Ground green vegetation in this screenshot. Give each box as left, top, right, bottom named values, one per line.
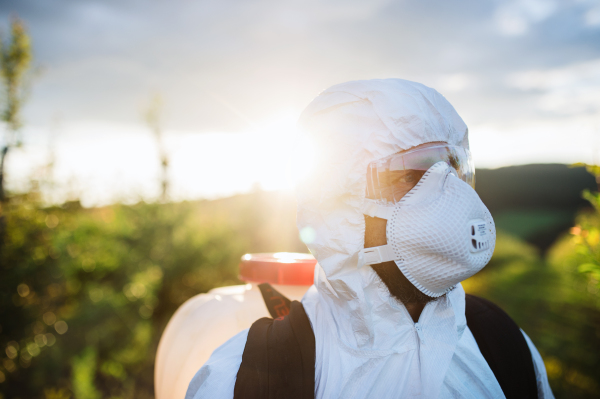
left=463, top=164, right=600, bottom=398
left=492, top=209, right=574, bottom=241
left=476, top=163, right=597, bottom=252
left=464, top=232, right=600, bottom=397
left=0, top=191, right=245, bottom=398
left=558, top=164, right=600, bottom=292
left=0, top=179, right=599, bottom=398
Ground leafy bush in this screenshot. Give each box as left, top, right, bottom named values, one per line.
left=559, top=164, right=600, bottom=295
left=0, top=193, right=244, bottom=398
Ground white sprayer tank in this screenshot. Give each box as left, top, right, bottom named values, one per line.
left=154, top=252, right=316, bottom=399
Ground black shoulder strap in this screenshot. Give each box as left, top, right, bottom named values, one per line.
left=465, top=294, right=538, bottom=399
left=234, top=284, right=315, bottom=399
left=258, top=283, right=292, bottom=318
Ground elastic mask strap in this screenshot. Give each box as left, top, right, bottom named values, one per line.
left=361, top=199, right=394, bottom=220
left=359, top=245, right=396, bottom=266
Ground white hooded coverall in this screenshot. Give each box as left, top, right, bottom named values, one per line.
left=186, top=79, right=554, bottom=399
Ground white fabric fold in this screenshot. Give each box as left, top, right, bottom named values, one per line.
left=302, top=281, right=470, bottom=398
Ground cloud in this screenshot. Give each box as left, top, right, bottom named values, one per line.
left=436, top=73, right=475, bottom=93
left=507, top=58, right=600, bottom=116
left=585, top=6, right=600, bottom=26
left=494, top=0, right=558, bottom=36
left=0, top=0, right=598, bottom=132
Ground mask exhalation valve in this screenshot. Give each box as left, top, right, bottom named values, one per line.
left=469, top=219, right=491, bottom=253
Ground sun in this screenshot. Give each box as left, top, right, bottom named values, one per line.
left=250, top=110, right=316, bottom=191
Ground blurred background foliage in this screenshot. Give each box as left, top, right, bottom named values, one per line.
left=0, top=167, right=599, bottom=398
left=0, top=190, right=245, bottom=398
left=0, top=13, right=599, bottom=399
left=0, top=184, right=312, bottom=398
left=464, top=163, right=600, bottom=398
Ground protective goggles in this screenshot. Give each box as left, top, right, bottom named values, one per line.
left=366, top=143, right=475, bottom=205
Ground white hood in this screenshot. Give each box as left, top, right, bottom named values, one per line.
left=296, top=79, right=471, bottom=398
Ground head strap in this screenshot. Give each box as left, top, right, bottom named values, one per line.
left=361, top=199, right=394, bottom=220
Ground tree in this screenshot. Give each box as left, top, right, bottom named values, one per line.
left=0, top=17, right=33, bottom=202
left=144, top=95, right=169, bottom=202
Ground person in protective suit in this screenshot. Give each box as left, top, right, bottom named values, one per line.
left=186, top=79, right=554, bottom=399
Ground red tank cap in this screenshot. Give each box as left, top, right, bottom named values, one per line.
left=239, top=252, right=316, bottom=286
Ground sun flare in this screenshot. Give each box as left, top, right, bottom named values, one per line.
left=247, top=110, right=316, bottom=192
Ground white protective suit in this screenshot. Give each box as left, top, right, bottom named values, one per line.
left=186, top=79, right=554, bottom=399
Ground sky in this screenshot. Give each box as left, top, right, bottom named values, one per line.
left=0, top=0, right=599, bottom=205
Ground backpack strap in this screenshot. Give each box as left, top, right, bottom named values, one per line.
left=465, top=294, right=538, bottom=399
left=234, top=285, right=315, bottom=399
left=258, top=283, right=292, bottom=318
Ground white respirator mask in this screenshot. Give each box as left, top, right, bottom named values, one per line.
left=359, top=155, right=496, bottom=297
